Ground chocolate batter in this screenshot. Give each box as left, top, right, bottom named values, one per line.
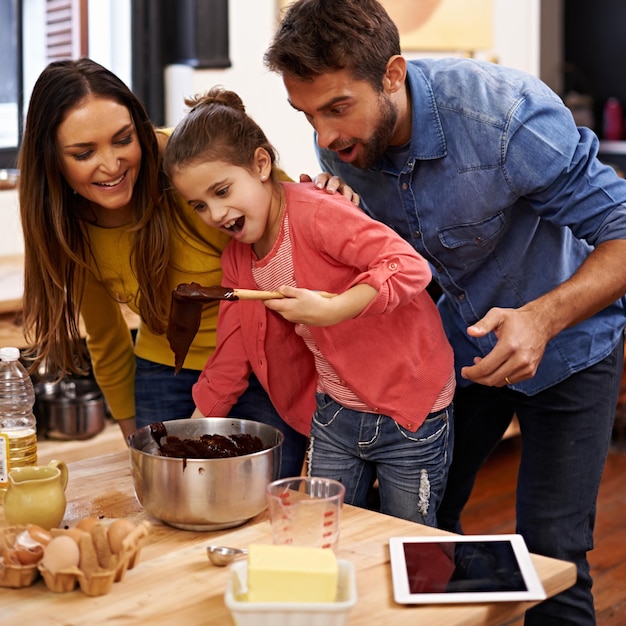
left=167, top=282, right=240, bottom=373
left=149, top=421, right=266, bottom=459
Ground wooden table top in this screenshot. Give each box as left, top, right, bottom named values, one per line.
left=0, top=451, right=576, bottom=625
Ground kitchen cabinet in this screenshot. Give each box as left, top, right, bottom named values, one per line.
left=564, top=0, right=626, bottom=138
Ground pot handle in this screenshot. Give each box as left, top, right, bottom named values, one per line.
left=47, top=459, right=69, bottom=491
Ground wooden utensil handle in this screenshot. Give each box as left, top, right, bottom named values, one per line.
left=233, top=288, right=336, bottom=300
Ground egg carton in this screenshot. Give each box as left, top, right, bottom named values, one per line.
left=0, top=526, right=42, bottom=588
left=38, top=520, right=152, bottom=596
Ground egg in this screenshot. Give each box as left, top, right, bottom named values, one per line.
left=14, top=528, right=48, bottom=565
left=107, top=519, right=136, bottom=554
left=15, top=544, right=44, bottom=566
left=41, top=535, right=80, bottom=574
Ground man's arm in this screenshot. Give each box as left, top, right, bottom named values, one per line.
left=462, top=239, right=626, bottom=386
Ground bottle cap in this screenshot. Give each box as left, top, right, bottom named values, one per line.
left=0, top=347, right=20, bottom=361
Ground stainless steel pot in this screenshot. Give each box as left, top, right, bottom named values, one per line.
left=128, top=418, right=283, bottom=531
left=35, top=378, right=107, bottom=440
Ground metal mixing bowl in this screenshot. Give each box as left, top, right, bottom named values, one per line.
left=128, top=418, right=283, bottom=531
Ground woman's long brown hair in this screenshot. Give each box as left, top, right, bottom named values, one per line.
left=18, top=58, right=214, bottom=378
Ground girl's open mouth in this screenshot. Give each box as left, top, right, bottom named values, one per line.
left=225, top=216, right=245, bottom=233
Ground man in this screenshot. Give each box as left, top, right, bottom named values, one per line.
left=264, top=1, right=626, bottom=624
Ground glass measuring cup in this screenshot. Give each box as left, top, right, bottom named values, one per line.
left=266, top=476, right=345, bottom=551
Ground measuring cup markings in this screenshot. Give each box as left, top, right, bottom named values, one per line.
left=266, top=476, right=345, bottom=550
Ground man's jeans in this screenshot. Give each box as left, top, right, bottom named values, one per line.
left=438, top=339, right=623, bottom=626
left=309, top=392, right=454, bottom=527
left=134, top=357, right=308, bottom=478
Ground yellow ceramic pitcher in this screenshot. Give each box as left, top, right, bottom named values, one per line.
left=3, top=459, right=69, bottom=529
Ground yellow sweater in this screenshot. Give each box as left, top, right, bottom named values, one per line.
left=80, top=204, right=230, bottom=421
left=78, top=122, right=292, bottom=422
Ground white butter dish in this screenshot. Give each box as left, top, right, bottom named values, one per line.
left=224, top=559, right=357, bottom=626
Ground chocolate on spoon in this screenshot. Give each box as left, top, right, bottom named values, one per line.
left=166, top=283, right=286, bottom=374
left=167, top=282, right=336, bottom=373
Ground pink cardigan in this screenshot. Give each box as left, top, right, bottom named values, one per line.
left=193, top=183, right=454, bottom=435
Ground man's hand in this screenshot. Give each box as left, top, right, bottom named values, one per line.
left=300, top=172, right=360, bottom=206
left=462, top=240, right=626, bottom=386
left=460, top=306, right=551, bottom=386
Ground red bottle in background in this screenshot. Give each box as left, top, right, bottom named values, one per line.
left=603, top=97, right=624, bottom=141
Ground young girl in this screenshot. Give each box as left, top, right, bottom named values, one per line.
left=163, top=87, right=456, bottom=526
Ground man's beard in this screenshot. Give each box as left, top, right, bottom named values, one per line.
left=352, top=94, right=398, bottom=169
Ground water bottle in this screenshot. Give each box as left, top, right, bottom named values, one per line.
left=0, top=347, right=38, bottom=493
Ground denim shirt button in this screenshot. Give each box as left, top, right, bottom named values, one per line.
left=458, top=294, right=466, bottom=301
left=414, top=231, right=421, bottom=238
left=402, top=182, right=409, bottom=190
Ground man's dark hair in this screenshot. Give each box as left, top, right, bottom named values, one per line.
left=264, top=0, right=401, bottom=91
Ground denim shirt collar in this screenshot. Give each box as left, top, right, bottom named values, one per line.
left=372, top=62, right=447, bottom=175
left=406, top=63, right=447, bottom=162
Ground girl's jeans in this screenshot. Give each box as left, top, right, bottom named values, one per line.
left=133, top=357, right=308, bottom=478
left=309, top=392, right=454, bottom=527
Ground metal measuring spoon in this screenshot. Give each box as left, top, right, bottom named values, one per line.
left=206, top=545, right=248, bottom=566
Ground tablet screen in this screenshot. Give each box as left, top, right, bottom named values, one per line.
left=389, top=534, right=546, bottom=604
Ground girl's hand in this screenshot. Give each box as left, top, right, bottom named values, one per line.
left=264, top=284, right=376, bottom=326
left=118, top=417, right=138, bottom=442
left=300, top=172, right=360, bottom=206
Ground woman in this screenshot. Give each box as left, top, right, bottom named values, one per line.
left=18, top=58, right=343, bottom=475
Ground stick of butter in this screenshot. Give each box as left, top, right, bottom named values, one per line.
left=247, top=544, right=339, bottom=603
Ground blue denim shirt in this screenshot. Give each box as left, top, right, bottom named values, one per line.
left=317, top=57, right=626, bottom=394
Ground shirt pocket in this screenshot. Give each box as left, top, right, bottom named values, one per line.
left=437, top=212, right=507, bottom=271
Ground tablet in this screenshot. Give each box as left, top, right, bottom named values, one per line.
left=389, top=534, right=546, bottom=604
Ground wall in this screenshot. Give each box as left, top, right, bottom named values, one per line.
left=0, top=190, right=23, bottom=257
left=0, top=188, right=23, bottom=310
left=0, top=0, right=559, bottom=262
left=12, top=0, right=561, bottom=181
left=165, top=0, right=561, bottom=179
left=88, top=0, right=132, bottom=88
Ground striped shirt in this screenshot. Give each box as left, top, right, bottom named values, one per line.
left=252, top=211, right=454, bottom=415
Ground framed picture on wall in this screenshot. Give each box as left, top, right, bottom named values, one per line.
left=277, top=0, right=493, bottom=53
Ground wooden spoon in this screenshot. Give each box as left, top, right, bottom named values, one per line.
left=171, top=283, right=335, bottom=302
